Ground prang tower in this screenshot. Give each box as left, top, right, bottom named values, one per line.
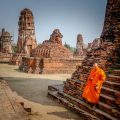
left=17, top=8, right=37, bottom=55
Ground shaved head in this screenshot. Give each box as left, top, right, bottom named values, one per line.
left=93, top=63, right=98, bottom=68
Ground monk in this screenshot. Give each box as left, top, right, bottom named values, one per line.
left=82, top=63, right=106, bottom=108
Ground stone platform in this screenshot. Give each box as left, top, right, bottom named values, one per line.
left=19, top=57, right=82, bottom=74
left=0, top=79, right=30, bottom=120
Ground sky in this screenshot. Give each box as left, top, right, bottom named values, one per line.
left=0, top=0, right=107, bottom=47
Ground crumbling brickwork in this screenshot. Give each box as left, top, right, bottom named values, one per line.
left=0, top=28, right=13, bottom=62
left=48, top=0, right=120, bottom=119
left=10, top=8, right=37, bottom=65
left=20, top=29, right=83, bottom=74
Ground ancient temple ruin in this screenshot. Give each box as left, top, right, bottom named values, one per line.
left=0, top=28, right=12, bottom=53
left=17, top=8, right=37, bottom=54
left=74, top=34, right=86, bottom=58
left=19, top=29, right=83, bottom=74
left=48, top=0, right=120, bottom=119
left=10, top=8, right=37, bottom=65
left=31, top=29, right=72, bottom=59
left=0, top=28, right=13, bottom=62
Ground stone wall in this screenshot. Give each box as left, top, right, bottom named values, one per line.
left=31, top=43, right=73, bottom=59
left=0, top=53, right=12, bottom=63
left=31, top=29, right=73, bottom=59
left=19, top=57, right=82, bottom=74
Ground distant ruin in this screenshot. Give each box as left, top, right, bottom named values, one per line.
left=31, top=29, right=72, bottom=59
left=74, top=34, right=86, bottom=58
left=0, top=28, right=13, bottom=62
left=10, top=8, right=37, bottom=65
left=19, top=29, right=83, bottom=74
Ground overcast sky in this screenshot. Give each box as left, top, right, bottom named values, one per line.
left=0, top=0, right=107, bottom=47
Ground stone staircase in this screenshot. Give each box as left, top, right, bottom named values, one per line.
left=48, top=65, right=120, bottom=120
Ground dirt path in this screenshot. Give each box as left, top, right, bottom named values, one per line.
left=0, top=64, right=82, bottom=120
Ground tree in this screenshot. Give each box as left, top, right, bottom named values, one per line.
left=64, top=42, right=75, bottom=53
left=12, top=43, right=17, bottom=53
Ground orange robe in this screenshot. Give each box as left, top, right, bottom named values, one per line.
left=82, top=67, right=106, bottom=103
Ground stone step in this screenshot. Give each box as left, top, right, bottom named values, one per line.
left=64, top=79, right=119, bottom=105
left=67, top=77, right=119, bottom=91
left=57, top=91, right=118, bottom=120
left=67, top=78, right=86, bottom=84
left=98, top=102, right=120, bottom=118
left=48, top=90, right=100, bottom=120
left=48, top=84, right=63, bottom=91
left=64, top=83, right=116, bottom=107
left=103, top=80, right=120, bottom=91
left=100, top=94, right=115, bottom=107
left=64, top=81, right=83, bottom=93
left=65, top=79, right=120, bottom=96
left=64, top=82, right=117, bottom=107
left=114, top=64, right=120, bottom=69
left=101, top=86, right=120, bottom=98
left=112, top=70, right=120, bottom=76
left=107, top=75, right=120, bottom=83
left=48, top=85, right=58, bottom=91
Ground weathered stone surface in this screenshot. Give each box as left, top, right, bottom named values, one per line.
left=31, top=29, right=72, bottom=59
left=10, top=8, right=37, bottom=65
left=0, top=28, right=13, bottom=53
left=20, top=29, right=84, bottom=74
left=74, top=34, right=86, bottom=58
left=31, top=43, right=73, bottom=59
left=49, top=29, right=63, bottom=45
left=17, top=8, right=37, bottom=54
left=20, top=57, right=82, bottom=74
left=0, top=28, right=13, bottom=63
left=0, top=80, right=29, bottom=120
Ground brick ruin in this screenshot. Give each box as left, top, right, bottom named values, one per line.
left=48, top=0, right=120, bottom=119
left=19, top=29, right=83, bottom=74
left=0, top=28, right=13, bottom=63
left=87, top=38, right=101, bottom=52
left=31, top=29, right=72, bottom=59
left=74, top=34, right=86, bottom=59
left=10, top=8, right=37, bottom=65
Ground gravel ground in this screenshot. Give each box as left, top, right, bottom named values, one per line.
left=0, top=64, right=82, bottom=120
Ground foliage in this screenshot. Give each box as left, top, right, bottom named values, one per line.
left=12, top=43, right=17, bottom=53
left=64, top=43, right=75, bottom=53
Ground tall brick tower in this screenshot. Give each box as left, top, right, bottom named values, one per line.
left=101, top=0, right=120, bottom=63
left=17, top=8, right=37, bottom=55
left=10, top=8, right=37, bottom=65
left=74, top=34, right=85, bottom=56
